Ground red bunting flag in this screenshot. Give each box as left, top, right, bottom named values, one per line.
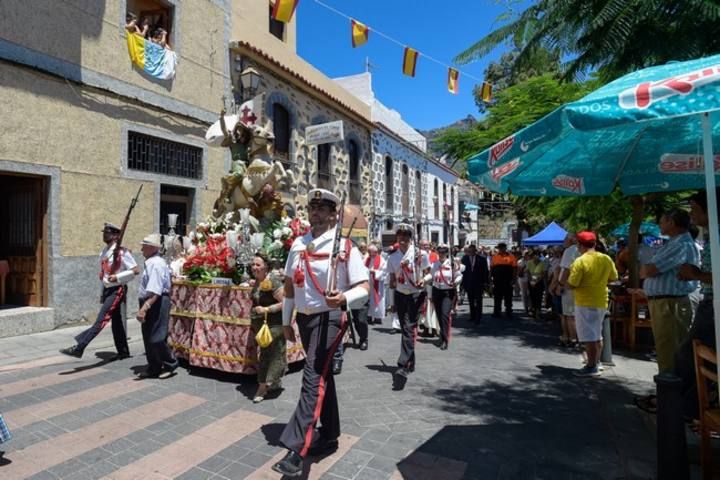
left=448, top=68, right=459, bottom=94
left=402, top=47, right=418, bottom=77
left=481, top=81, right=492, bottom=103
left=351, top=19, right=369, bottom=48
left=271, top=0, right=299, bottom=23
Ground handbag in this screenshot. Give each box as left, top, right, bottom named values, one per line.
left=255, top=311, right=273, bottom=348
left=0, top=413, right=12, bottom=444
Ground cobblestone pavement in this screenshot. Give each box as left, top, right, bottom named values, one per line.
left=0, top=299, right=664, bottom=479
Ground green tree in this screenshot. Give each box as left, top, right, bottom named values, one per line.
left=437, top=74, right=597, bottom=164
left=455, top=0, right=720, bottom=82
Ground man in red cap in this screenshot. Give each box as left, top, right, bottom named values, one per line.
left=567, top=231, right=618, bottom=377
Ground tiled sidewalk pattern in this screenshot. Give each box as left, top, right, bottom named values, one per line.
left=0, top=299, right=659, bottom=479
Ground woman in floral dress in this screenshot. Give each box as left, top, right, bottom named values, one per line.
left=250, top=252, right=287, bottom=403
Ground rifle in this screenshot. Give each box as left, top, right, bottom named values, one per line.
left=414, top=221, right=423, bottom=285
left=325, top=192, right=347, bottom=295
left=341, top=217, right=359, bottom=345
left=111, top=185, right=143, bottom=273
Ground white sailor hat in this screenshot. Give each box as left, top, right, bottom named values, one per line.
left=140, top=233, right=162, bottom=248
left=102, top=222, right=121, bottom=233
left=437, top=244, right=450, bottom=253
left=395, top=223, right=414, bottom=236
left=308, top=188, right=340, bottom=207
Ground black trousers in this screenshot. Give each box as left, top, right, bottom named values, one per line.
left=140, top=295, right=177, bottom=376
left=351, top=302, right=369, bottom=343
left=466, top=285, right=483, bottom=322
left=75, top=286, right=129, bottom=355
left=529, top=279, right=545, bottom=313
left=280, top=311, right=346, bottom=457
left=494, top=280, right=514, bottom=316
left=395, top=290, right=425, bottom=370
left=674, top=299, right=717, bottom=419
left=432, top=287, right=456, bottom=344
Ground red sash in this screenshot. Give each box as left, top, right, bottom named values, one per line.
left=436, top=263, right=453, bottom=287
left=366, top=255, right=381, bottom=306
left=295, top=250, right=330, bottom=294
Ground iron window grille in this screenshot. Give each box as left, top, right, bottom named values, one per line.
left=127, top=131, right=202, bottom=179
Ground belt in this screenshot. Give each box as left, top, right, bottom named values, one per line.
left=296, top=307, right=330, bottom=316
left=646, top=294, right=687, bottom=300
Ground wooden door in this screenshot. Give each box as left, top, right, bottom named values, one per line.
left=0, top=174, right=47, bottom=306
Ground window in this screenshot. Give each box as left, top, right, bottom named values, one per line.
left=126, top=0, right=174, bottom=46
left=127, top=131, right=202, bottom=179
left=272, top=103, right=290, bottom=168
left=317, top=143, right=331, bottom=189
left=415, top=171, right=422, bottom=217
left=269, top=5, right=285, bottom=40
left=433, top=179, right=439, bottom=219
left=401, top=165, right=409, bottom=216
left=385, top=156, right=393, bottom=212
left=348, top=140, right=361, bottom=204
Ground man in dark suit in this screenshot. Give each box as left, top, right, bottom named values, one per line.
left=461, top=244, right=489, bottom=323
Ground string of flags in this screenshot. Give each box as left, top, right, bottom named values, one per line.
left=270, top=0, right=495, bottom=101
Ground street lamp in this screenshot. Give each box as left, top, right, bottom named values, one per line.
left=240, top=66, right=262, bottom=100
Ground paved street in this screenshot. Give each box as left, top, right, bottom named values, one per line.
left=0, top=299, right=663, bottom=479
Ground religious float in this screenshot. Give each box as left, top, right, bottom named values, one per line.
left=165, top=99, right=307, bottom=374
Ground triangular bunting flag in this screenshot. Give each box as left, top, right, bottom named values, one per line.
left=481, top=81, right=492, bottom=103
left=351, top=19, right=369, bottom=48
left=402, top=47, right=418, bottom=77
left=271, top=0, right=299, bottom=23
left=448, top=68, right=459, bottom=94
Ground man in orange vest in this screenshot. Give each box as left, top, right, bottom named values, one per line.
left=491, top=243, right=518, bottom=318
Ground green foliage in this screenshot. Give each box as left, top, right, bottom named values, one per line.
left=436, top=74, right=597, bottom=162
left=455, top=0, right=720, bottom=83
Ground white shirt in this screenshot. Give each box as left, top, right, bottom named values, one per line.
left=387, top=245, right=431, bottom=295
left=284, top=227, right=368, bottom=315
left=560, top=244, right=580, bottom=271
left=431, top=258, right=462, bottom=290
left=139, top=254, right=171, bottom=299
left=100, top=243, right=137, bottom=288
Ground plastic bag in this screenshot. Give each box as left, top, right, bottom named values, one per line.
left=255, top=311, right=273, bottom=348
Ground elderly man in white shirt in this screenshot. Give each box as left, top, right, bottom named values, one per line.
left=136, top=234, right=178, bottom=380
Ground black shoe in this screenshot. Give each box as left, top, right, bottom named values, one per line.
left=440, top=341, right=448, bottom=350
left=136, top=371, right=160, bottom=380
left=332, top=359, right=342, bottom=375
left=59, top=346, right=84, bottom=358
left=308, top=437, right=339, bottom=456
left=109, top=352, right=131, bottom=361
left=393, top=367, right=409, bottom=390
left=359, top=340, right=368, bottom=351
left=272, top=450, right=303, bottom=477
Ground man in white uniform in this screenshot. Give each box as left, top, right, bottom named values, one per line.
left=60, top=222, right=139, bottom=359
left=272, top=189, right=369, bottom=478
left=431, top=245, right=463, bottom=350
left=386, top=224, right=430, bottom=388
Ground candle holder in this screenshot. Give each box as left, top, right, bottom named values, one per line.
left=164, top=213, right=180, bottom=261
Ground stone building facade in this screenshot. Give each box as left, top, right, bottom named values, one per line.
left=0, top=0, right=230, bottom=335
left=229, top=3, right=374, bottom=234
left=335, top=73, right=459, bottom=246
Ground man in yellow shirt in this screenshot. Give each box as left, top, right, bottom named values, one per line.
left=567, top=231, right=618, bottom=377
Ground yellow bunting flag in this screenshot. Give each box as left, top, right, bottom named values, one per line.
left=271, top=0, right=299, bottom=23
left=351, top=19, right=369, bottom=48
left=402, top=47, right=418, bottom=77
left=448, top=68, right=460, bottom=94
left=481, top=81, right=492, bottom=103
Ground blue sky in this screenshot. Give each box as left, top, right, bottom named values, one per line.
left=296, top=0, right=521, bottom=131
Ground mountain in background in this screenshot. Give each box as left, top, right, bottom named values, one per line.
left=419, top=115, right=477, bottom=171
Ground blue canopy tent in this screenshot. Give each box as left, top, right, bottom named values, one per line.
left=522, top=222, right=567, bottom=246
